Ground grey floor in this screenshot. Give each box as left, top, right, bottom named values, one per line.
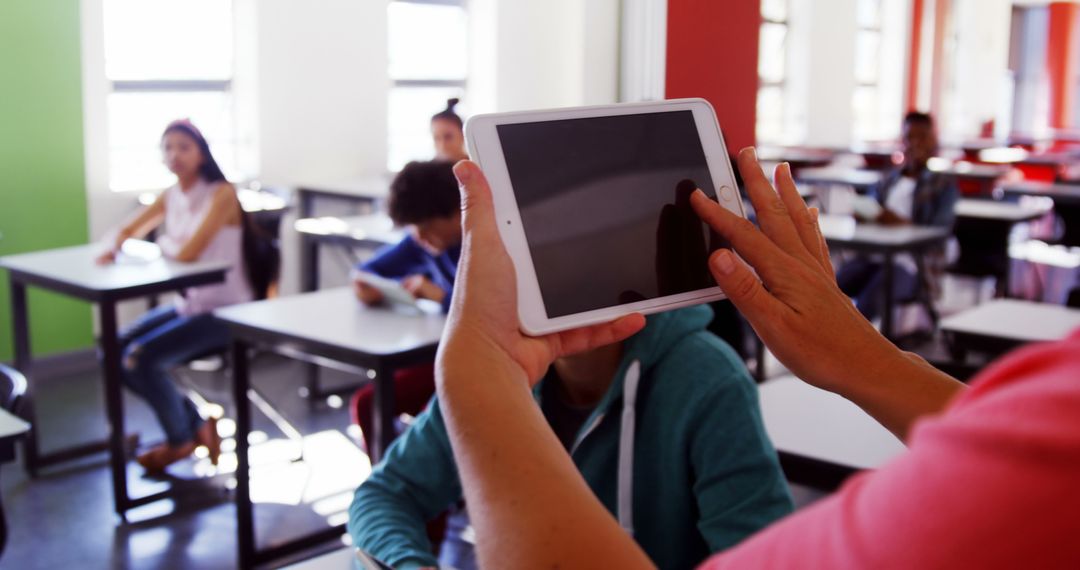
left=1, top=355, right=368, bottom=570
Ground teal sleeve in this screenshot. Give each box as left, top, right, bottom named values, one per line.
left=682, top=336, right=795, bottom=552
left=347, top=400, right=464, bottom=569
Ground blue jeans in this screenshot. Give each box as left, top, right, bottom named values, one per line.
left=118, top=305, right=230, bottom=445
left=438, top=506, right=477, bottom=570
left=836, top=257, right=918, bottom=322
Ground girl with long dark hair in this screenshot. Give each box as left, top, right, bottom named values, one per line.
left=96, top=119, right=256, bottom=473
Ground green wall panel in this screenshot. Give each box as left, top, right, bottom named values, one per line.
left=0, top=0, right=93, bottom=360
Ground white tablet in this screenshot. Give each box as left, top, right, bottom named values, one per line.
left=350, top=269, right=419, bottom=308
left=465, top=98, right=746, bottom=335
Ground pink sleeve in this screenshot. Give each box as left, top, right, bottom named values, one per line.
left=700, top=331, right=1080, bottom=569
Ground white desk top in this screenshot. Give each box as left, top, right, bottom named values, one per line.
left=1001, top=181, right=1080, bottom=204
left=930, top=161, right=1011, bottom=180
left=0, top=409, right=30, bottom=440
left=818, top=214, right=950, bottom=248
left=216, top=288, right=445, bottom=357
left=759, top=377, right=905, bottom=471
left=955, top=199, right=1049, bottom=222
left=941, top=299, right=1080, bottom=343
left=293, top=213, right=403, bottom=246
left=295, top=175, right=393, bottom=200
left=282, top=548, right=354, bottom=569
left=0, top=243, right=230, bottom=294
left=756, top=147, right=835, bottom=164
left=797, top=167, right=883, bottom=188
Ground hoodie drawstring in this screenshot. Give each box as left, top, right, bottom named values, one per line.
left=617, top=359, right=641, bottom=536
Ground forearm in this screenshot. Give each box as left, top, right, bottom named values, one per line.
left=115, top=200, right=165, bottom=248
left=436, top=338, right=654, bottom=569
left=838, top=345, right=965, bottom=441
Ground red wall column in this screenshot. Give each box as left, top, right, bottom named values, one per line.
left=905, top=0, right=925, bottom=111
left=666, top=0, right=761, bottom=154
left=1047, top=2, right=1080, bottom=129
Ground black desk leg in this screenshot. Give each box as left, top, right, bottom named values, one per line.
left=0, top=468, right=6, bottom=557
left=370, top=365, right=397, bottom=464
left=232, top=340, right=255, bottom=570
left=300, top=235, right=320, bottom=294
left=9, top=280, right=39, bottom=478
left=881, top=254, right=895, bottom=342
left=302, top=362, right=320, bottom=404
left=98, top=300, right=131, bottom=520
left=299, top=190, right=319, bottom=293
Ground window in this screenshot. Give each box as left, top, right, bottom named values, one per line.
left=386, top=0, right=468, bottom=172
left=851, top=0, right=882, bottom=141
left=757, top=0, right=790, bottom=144
left=103, top=0, right=252, bottom=191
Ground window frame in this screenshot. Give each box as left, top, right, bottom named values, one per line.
left=101, top=0, right=244, bottom=192
left=386, top=0, right=469, bottom=172
left=756, top=0, right=791, bottom=144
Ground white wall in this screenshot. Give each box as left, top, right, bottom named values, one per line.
left=80, top=0, right=119, bottom=244
left=253, top=0, right=389, bottom=186
left=469, top=0, right=621, bottom=114
left=620, top=0, right=667, bottom=102
left=791, top=0, right=859, bottom=147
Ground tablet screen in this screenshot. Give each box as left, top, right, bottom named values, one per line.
left=497, top=110, right=727, bottom=318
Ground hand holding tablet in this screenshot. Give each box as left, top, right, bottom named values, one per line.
left=465, top=98, right=747, bottom=335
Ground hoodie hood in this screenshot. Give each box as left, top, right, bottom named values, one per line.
left=533, top=304, right=714, bottom=419
left=532, top=304, right=716, bottom=536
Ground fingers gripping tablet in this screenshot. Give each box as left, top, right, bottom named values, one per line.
left=465, top=99, right=747, bottom=335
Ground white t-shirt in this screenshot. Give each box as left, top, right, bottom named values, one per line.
left=883, top=175, right=919, bottom=274
left=884, top=175, right=918, bottom=222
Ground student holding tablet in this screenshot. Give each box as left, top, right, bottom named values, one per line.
left=96, top=119, right=259, bottom=473
left=435, top=145, right=1080, bottom=568
left=348, top=306, right=792, bottom=569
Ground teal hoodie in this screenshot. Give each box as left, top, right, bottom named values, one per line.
left=348, top=305, right=793, bottom=569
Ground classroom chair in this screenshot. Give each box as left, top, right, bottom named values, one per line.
left=0, top=363, right=28, bottom=559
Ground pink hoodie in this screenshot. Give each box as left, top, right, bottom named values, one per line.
left=702, top=328, right=1080, bottom=569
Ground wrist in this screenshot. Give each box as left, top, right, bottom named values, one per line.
left=838, top=340, right=965, bottom=439
left=438, top=334, right=530, bottom=390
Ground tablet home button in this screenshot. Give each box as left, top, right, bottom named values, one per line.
left=719, top=185, right=734, bottom=201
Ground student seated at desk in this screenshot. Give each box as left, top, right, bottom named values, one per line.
left=431, top=98, right=468, bottom=163
left=348, top=306, right=793, bottom=570
left=351, top=160, right=461, bottom=449
left=353, top=160, right=461, bottom=312
left=837, top=112, right=958, bottom=321
left=97, top=119, right=272, bottom=473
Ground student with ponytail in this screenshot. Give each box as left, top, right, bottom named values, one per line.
left=431, top=98, right=468, bottom=162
